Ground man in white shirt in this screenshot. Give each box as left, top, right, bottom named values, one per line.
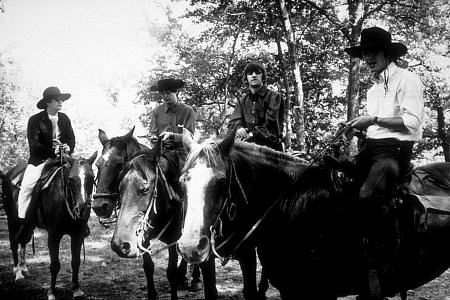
left=344, top=27, right=425, bottom=298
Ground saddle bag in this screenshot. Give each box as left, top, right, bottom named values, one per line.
left=407, top=194, right=450, bottom=232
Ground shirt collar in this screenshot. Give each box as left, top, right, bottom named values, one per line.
left=371, top=62, right=398, bottom=84
left=248, top=85, right=268, bottom=97
left=164, top=102, right=179, bottom=113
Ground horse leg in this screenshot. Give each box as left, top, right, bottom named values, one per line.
left=236, top=247, right=258, bottom=299
left=70, top=233, right=84, bottom=298
left=257, top=265, right=269, bottom=300
left=190, top=264, right=203, bottom=292
left=142, top=252, right=157, bottom=300
left=13, top=243, right=27, bottom=281
left=199, top=256, right=217, bottom=300
left=167, top=245, right=179, bottom=300
left=176, top=257, right=189, bottom=289
left=47, top=231, right=62, bottom=300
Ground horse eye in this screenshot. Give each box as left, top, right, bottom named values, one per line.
left=138, top=184, right=150, bottom=195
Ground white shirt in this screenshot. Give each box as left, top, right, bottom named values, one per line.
left=366, top=62, right=425, bottom=141
left=48, top=113, right=60, bottom=141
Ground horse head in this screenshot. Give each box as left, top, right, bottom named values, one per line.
left=92, top=126, right=149, bottom=218
left=68, top=152, right=97, bottom=220
left=177, top=131, right=236, bottom=264
left=111, top=144, right=180, bottom=258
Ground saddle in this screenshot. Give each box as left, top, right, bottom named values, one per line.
left=328, top=158, right=450, bottom=233
left=403, top=162, right=450, bottom=232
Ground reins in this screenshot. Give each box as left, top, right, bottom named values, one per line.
left=136, top=153, right=178, bottom=256
left=210, top=125, right=351, bottom=265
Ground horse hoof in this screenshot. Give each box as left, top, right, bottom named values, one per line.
left=73, top=288, right=85, bottom=298
left=190, top=279, right=203, bottom=292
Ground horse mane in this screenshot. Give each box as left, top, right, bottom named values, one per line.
left=108, top=134, right=140, bottom=149
left=183, top=138, right=310, bottom=181
left=279, top=165, right=334, bottom=221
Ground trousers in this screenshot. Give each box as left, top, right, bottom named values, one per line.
left=17, top=161, right=46, bottom=219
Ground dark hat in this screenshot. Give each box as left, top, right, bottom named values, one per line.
left=344, top=27, right=407, bottom=59
left=37, top=86, right=71, bottom=109
left=150, top=78, right=185, bottom=92
left=242, top=61, right=267, bottom=83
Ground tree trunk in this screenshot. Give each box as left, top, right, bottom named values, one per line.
left=276, top=39, right=292, bottom=151
left=437, top=105, right=450, bottom=161
left=279, top=0, right=305, bottom=152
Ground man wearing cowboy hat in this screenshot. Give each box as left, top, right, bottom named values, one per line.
left=344, top=27, right=425, bottom=298
left=148, top=77, right=202, bottom=291
left=16, top=86, right=76, bottom=242
left=228, top=60, right=284, bottom=151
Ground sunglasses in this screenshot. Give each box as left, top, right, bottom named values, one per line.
left=246, top=69, right=263, bottom=75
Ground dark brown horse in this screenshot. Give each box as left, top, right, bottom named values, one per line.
left=177, top=130, right=450, bottom=299
left=2, top=153, right=97, bottom=300
left=92, top=128, right=203, bottom=298
left=110, top=143, right=217, bottom=300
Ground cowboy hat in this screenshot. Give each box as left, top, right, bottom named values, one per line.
left=344, top=27, right=407, bottom=59
left=37, top=86, right=71, bottom=109
left=150, top=78, right=185, bottom=92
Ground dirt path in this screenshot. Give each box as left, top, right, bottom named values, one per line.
left=0, top=211, right=449, bottom=300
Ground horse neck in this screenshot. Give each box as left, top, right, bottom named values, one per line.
left=231, top=147, right=308, bottom=203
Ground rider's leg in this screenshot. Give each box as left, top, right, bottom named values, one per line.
left=16, top=162, right=46, bottom=242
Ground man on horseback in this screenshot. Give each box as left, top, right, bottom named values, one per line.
left=149, top=77, right=195, bottom=182
left=228, top=60, right=284, bottom=151
left=149, top=77, right=203, bottom=291
left=16, top=86, right=88, bottom=242
left=344, top=27, right=425, bottom=298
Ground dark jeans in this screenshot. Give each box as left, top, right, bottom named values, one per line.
left=356, top=138, right=414, bottom=202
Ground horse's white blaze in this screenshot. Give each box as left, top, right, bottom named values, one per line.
left=182, top=160, right=212, bottom=244
left=101, top=148, right=113, bottom=164
left=79, top=168, right=87, bottom=202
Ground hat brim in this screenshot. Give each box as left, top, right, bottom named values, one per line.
left=150, top=79, right=185, bottom=92
left=37, top=93, right=71, bottom=109
left=344, top=42, right=407, bottom=59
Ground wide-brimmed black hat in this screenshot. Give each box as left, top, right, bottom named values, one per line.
left=344, top=27, right=407, bottom=59
left=37, top=86, right=71, bottom=109
left=150, top=78, right=185, bottom=92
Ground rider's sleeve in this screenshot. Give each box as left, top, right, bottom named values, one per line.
left=28, top=115, right=53, bottom=163
left=253, top=91, right=284, bottom=142
left=228, top=95, right=247, bottom=134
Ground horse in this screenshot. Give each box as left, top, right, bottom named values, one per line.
left=110, top=143, right=217, bottom=300
left=176, top=130, right=450, bottom=299
left=91, top=127, right=204, bottom=296
left=2, top=152, right=97, bottom=300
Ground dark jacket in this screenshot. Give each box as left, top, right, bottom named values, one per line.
left=27, top=110, right=75, bottom=166
left=228, top=85, right=284, bottom=150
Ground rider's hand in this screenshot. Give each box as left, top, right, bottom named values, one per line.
left=61, top=143, right=70, bottom=153
left=345, top=116, right=376, bottom=131
left=159, top=132, right=173, bottom=141
left=235, top=128, right=249, bottom=141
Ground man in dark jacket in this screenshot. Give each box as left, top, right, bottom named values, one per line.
left=16, top=86, right=77, bottom=241
left=228, top=61, right=284, bottom=151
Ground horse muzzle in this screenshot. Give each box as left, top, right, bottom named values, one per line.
left=92, top=194, right=116, bottom=218
left=176, top=235, right=210, bottom=264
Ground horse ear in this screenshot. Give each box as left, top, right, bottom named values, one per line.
left=125, top=126, right=135, bottom=139
left=218, top=126, right=236, bottom=156
left=88, top=151, right=98, bottom=165
left=98, top=129, right=109, bottom=145
left=182, top=128, right=194, bottom=152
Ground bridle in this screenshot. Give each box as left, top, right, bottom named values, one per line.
left=208, top=156, right=280, bottom=266
left=93, top=141, right=129, bottom=228
left=135, top=154, right=179, bottom=256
